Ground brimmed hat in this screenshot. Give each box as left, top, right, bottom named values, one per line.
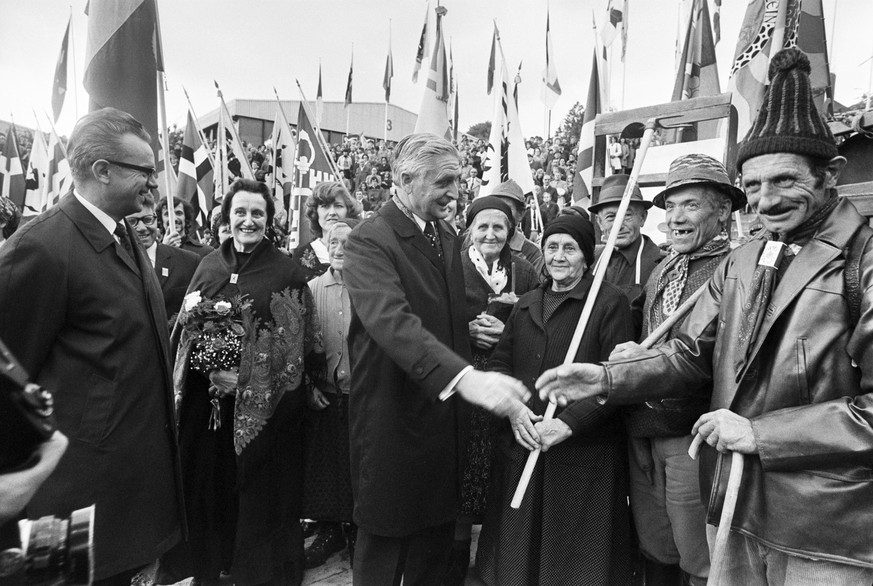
left=489, top=179, right=525, bottom=206
left=736, top=48, right=838, bottom=170
left=588, top=174, right=652, bottom=213
left=653, top=154, right=746, bottom=211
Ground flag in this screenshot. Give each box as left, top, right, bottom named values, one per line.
left=573, top=47, right=602, bottom=205
left=345, top=50, right=353, bottom=108
left=449, top=43, right=459, bottom=142
left=542, top=11, right=562, bottom=109
left=84, top=0, right=162, bottom=155
left=727, top=0, right=802, bottom=137
left=487, top=23, right=498, bottom=94
left=176, top=110, right=214, bottom=228
left=45, top=121, right=72, bottom=207
left=0, top=124, right=26, bottom=209
left=601, top=0, right=627, bottom=60
left=413, top=7, right=451, bottom=138
left=270, top=106, right=296, bottom=213
left=713, top=0, right=722, bottom=45
left=217, top=84, right=254, bottom=182
left=480, top=42, right=536, bottom=199
left=52, top=16, right=70, bottom=122
left=23, top=130, right=49, bottom=215
left=384, top=45, right=394, bottom=103
left=412, top=1, right=431, bottom=83
left=797, top=0, right=832, bottom=116
left=291, top=102, right=340, bottom=249
left=316, top=64, right=324, bottom=126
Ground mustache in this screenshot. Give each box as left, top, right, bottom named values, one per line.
left=758, top=204, right=794, bottom=216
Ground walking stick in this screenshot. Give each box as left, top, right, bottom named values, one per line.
left=510, top=116, right=680, bottom=509
left=689, top=438, right=744, bottom=586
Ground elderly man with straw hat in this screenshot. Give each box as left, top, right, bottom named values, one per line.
left=537, top=48, right=873, bottom=585
left=624, top=154, right=745, bottom=586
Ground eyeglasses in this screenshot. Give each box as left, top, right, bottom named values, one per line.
left=105, top=160, right=158, bottom=180
left=126, top=214, right=157, bottom=226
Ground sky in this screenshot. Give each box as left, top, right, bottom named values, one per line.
left=1, top=0, right=872, bottom=141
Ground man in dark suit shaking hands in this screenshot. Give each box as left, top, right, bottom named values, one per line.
left=0, top=108, right=185, bottom=585
left=344, top=133, right=531, bottom=585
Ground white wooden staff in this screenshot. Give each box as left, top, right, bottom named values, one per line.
left=511, top=116, right=674, bottom=509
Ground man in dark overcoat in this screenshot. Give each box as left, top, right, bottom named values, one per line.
left=0, top=108, right=185, bottom=585
left=344, top=132, right=530, bottom=585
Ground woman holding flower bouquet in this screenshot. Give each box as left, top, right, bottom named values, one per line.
left=161, top=179, right=325, bottom=586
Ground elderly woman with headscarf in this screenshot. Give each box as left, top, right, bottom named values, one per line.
left=475, top=214, right=637, bottom=586
left=161, top=179, right=325, bottom=586
left=445, top=196, right=539, bottom=585
left=292, top=181, right=362, bottom=280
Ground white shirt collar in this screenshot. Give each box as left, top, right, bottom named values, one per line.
left=73, top=189, right=119, bottom=238
left=146, top=241, right=157, bottom=267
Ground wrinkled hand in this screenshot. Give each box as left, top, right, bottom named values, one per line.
left=455, top=369, right=531, bottom=419
left=510, top=405, right=542, bottom=451
left=469, top=314, right=504, bottom=350
left=609, top=341, right=646, bottom=361
left=535, top=418, right=572, bottom=452
left=692, top=409, right=758, bottom=454
left=162, top=230, right=183, bottom=248
left=535, top=363, right=607, bottom=407
left=209, top=370, right=239, bottom=398
left=307, top=386, right=331, bottom=410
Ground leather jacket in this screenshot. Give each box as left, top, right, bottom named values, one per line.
left=604, top=198, right=873, bottom=567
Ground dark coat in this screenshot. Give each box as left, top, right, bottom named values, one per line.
left=154, top=242, right=200, bottom=321
left=0, top=194, right=184, bottom=579
left=182, top=238, right=214, bottom=258
left=344, top=199, right=472, bottom=537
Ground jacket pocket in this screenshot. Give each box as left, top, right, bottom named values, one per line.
left=76, top=370, right=116, bottom=445
left=795, top=337, right=811, bottom=404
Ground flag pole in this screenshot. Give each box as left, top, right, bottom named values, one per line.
left=770, top=0, right=790, bottom=56
left=69, top=5, right=79, bottom=120
left=215, top=81, right=254, bottom=178
left=296, top=79, right=344, bottom=181
left=385, top=20, right=391, bottom=143
left=156, top=71, right=175, bottom=233
left=272, top=87, right=300, bottom=235
left=181, top=88, right=216, bottom=168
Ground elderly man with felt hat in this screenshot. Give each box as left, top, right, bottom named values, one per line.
left=537, top=48, right=873, bottom=585
left=625, top=153, right=746, bottom=586
left=590, top=173, right=664, bottom=332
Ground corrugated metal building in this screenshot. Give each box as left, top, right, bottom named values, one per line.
left=198, top=99, right=418, bottom=147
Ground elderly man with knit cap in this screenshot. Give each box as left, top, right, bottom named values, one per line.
left=624, top=154, right=746, bottom=586
left=537, top=48, right=873, bottom=585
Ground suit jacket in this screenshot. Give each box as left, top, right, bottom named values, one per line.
left=154, top=242, right=201, bottom=320
left=344, top=199, right=472, bottom=537
left=0, top=194, right=184, bottom=579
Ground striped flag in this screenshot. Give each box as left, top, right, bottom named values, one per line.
left=480, top=38, right=536, bottom=199
left=713, top=0, right=722, bottom=45
left=316, top=64, right=324, bottom=126
left=270, top=106, right=296, bottom=213
left=413, top=6, right=451, bottom=139
left=727, top=0, right=802, bottom=137
left=176, top=110, right=214, bottom=228
left=0, top=124, right=26, bottom=209
left=45, top=121, right=73, bottom=207
left=52, top=16, right=70, bottom=122
left=383, top=45, right=394, bottom=103
left=487, top=23, right=497, bottom=95
left=542, top=11, right=562, bottom=109
left=84, top=0, right=162, bottom=156
left=797, top=0, right=832, bottom=116
left=216, top=84, right=254, bottom=182
left=345, top=50, right=353, bottom=108
left=601, top=0, right=627, bottom=61
left=573, top=47, right=602, bottom=206
left=23, top=130, right=49, bottom=216
left=412, top=1, right=431, bottom=83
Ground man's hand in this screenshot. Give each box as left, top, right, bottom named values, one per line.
left=692, top=409, right=758, bottom=454
left=535, top=363, right=607, bottom=407
left=307, top=386, right=331, bottom=411
left=0, top=431, right=69, bottom=524
left=455, top=369, right=531, bottom=418
left=209, top=370, right=239, bottom=398
left=509, top=404, right=542, bottom=451
left=535, top=418, right=572, bottom=452
left=162, top=231, right=183, bottom=248
left=609, top=341, right=646, bottom=361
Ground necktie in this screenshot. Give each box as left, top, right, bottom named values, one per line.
left=423, top=221, right=442, bottom=259
left=114, top=223, right=135, bottom=263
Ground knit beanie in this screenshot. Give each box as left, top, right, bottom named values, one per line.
left=736, top=48, right=838, bottom=170
left=542, top=214, right=595, bottom=268
left=465, top=195, right=516, bottom=239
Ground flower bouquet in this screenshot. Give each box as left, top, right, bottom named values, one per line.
left=179, top=291, right=252, bottom=429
